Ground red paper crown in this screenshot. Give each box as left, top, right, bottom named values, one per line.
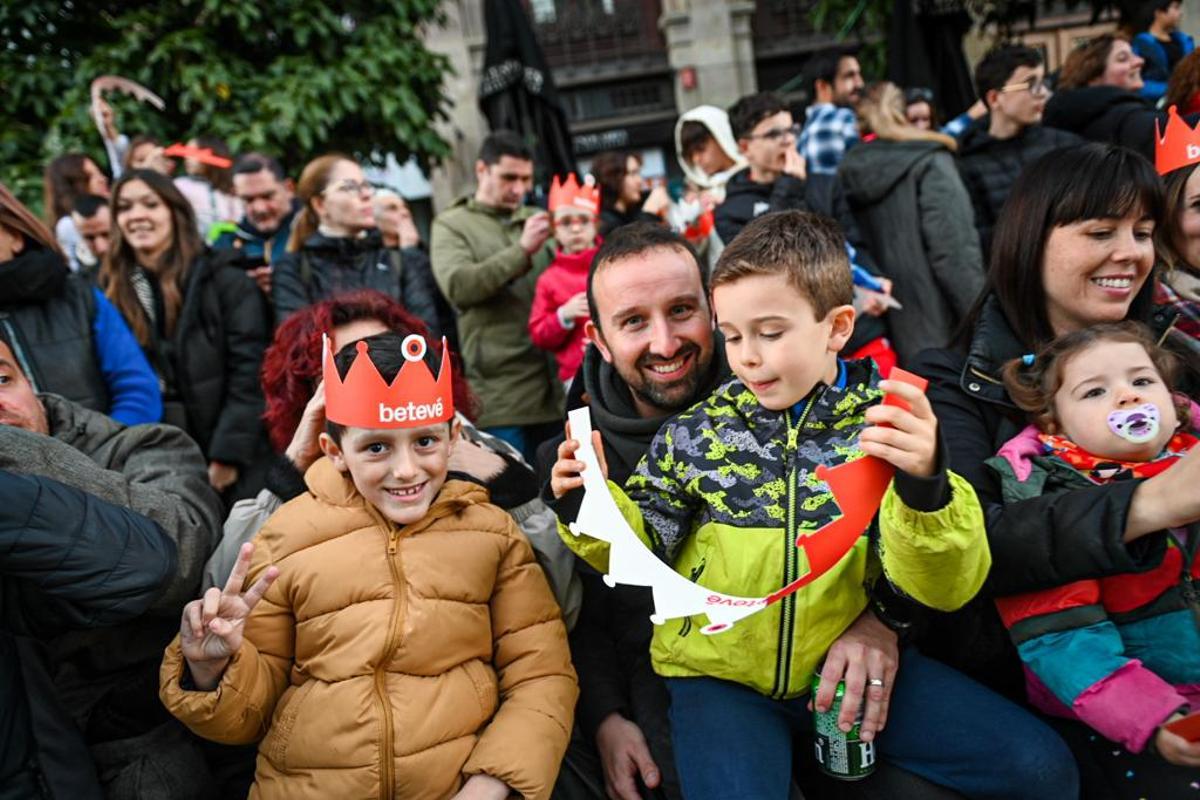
left=162, top=143, right=232, bottom=169
left=549, top=173, right=600, bottom=216
left=322, top=334, right=454, bottom=429
left=1155, top=106, right=1200, bottom=176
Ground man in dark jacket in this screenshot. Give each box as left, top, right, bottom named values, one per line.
left=1, top=469, right=176, bottom=800
left=714, top=92, right=809, bottom=246
left=430, top=130, right=562, bottom=461
left=212, top=153, right=298, bottom=296
left=538, top=224, right=954, bottom=800
left=0, top=338, right=224, bottom=798
left=957, top=46, right=1082, bottom=254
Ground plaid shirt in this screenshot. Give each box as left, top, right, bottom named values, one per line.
left=799, top=103, right=859, bottom=176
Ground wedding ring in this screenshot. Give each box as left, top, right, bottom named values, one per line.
left=867, top=678, right=885, bottom=688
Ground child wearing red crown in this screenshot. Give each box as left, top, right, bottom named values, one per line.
left=528, top=174, right=601, bottom=386
left=159, top=332, right=577, bottom=800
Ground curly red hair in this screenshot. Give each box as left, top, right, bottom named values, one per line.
left=261, top=290, right=477, bottom=452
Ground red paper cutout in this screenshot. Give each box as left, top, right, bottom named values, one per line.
left=321, top=334, right=454, bottom=429
left=764, top=368, right=928, bottom=605
left=162, top=143, right=232, bottom=168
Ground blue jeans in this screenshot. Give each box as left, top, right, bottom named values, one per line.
left=666, top=648, right=1078, bottom=800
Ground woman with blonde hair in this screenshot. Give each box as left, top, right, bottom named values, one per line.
left=270, top=153, right=444, bottom=332
left=839, top=81, right=984, bottom=362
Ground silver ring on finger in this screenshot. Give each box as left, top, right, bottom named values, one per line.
left=867, top=678, right=885, bottom=688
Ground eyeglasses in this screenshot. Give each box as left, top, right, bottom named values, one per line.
left=998, top=75, right=1050, bottom=96
left=555, top=214, right=594, bottom=229
left=325, top=180, right=375, bottom=196
left=745, top=123, right=802, bottom=142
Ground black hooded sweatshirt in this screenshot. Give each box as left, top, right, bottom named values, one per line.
left=1042, top=85, right=1200, bottom=161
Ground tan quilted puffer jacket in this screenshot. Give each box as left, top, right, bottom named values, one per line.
left=160, top=459, right=577, bottom=799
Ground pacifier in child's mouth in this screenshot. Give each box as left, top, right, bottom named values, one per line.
left=1107, top=403, right=1161, bottom=444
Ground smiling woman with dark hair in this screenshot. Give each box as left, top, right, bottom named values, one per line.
left=913, top=141, right=1200, bottom=794
left=99, top=168, right=271, bottom=498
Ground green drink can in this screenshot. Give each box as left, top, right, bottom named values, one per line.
left=811, top=672, right=876, bottom=780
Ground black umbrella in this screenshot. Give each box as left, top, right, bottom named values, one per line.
left=887, top=0, right=975, bottom=118
left=479, top=0, right=578, bottom=187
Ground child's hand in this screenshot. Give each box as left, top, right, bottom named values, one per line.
left=559, top=292, right=589, bottom=322
left=179, top=542, right=279, bottom=690
left=860, top=379, right=938, bottom=478
left=1156, top=715, right=1200, bottom=767
left=550, top=422, right=608, bottom=498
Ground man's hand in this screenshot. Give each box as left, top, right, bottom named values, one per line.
left=247, top=265, right=272, bottom=296
left=1156, top=715, right=1200, bottom=767
left=180, top=542, right=279, bottom=690
left=812, top=609, right=899, bottom=742
left=207, top=460, right=239, bottom=492
left=559, top=292, right=590, bottom=324
left=550, top=422, right=608, bottom=498
left=520, top=212, right=552, bottom=255
left=783, top=147, right=807, bottom=181
left=450, top=774, right=510, bottom=800
left=595, top=713, right=662, bottom=800
left=860, top=380, right=937, bottom=478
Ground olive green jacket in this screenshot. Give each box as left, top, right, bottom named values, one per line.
left=431, top=196, right=562, bottom=429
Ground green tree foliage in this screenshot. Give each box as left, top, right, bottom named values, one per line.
left=1, top=0, right=452, bottom=210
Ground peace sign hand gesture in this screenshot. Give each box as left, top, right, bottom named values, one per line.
left=180, top=542, right=279, bottom=690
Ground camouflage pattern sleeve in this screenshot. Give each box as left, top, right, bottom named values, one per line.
left=624, top=422, right=704, bottom=563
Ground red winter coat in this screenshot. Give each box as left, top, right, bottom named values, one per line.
left=528, top=246, right=596, bottom=382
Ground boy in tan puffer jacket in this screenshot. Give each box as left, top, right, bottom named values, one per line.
left=159, top=332, right=577, bottom=800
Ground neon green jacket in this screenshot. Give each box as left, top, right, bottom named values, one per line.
left=560, top=359, right=989, bottom=699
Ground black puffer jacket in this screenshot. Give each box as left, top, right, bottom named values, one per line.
left=0, top=249, right=109, bottom=413
left=1042, top=85, right=1200, bottom=161
left=714, top=168, right=808, bottom=246
left=839, top=139, right=985, bottom=364
left=957, top=124, right=1083, bottom=254
left=271, top=231, right=449, bottom=338
left=0, top=469, right=175, bottom=799
left=910, top=295, right=1169, bottom=695
left=142, top=250, right=269, bottom=476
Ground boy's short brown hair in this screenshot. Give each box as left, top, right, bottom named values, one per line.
left=711, top=211, right=853, bottom=319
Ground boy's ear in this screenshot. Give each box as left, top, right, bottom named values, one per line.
left=736, top=137, right=750, bottom=156
left=449, top=418, right=462, bottom=444
left=319, top=432, right=349, bottom=473
left=826, top=304, right=856, bottom=353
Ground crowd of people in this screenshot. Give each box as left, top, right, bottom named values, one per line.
left=4, top=8, right=1200, bottom=799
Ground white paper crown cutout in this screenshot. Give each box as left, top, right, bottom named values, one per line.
left=565, top=375, right=910, bottom=634
left=567, top=408, right=771, bottom=634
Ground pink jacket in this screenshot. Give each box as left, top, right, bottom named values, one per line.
left=528, top=246, right=596, bottom=382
